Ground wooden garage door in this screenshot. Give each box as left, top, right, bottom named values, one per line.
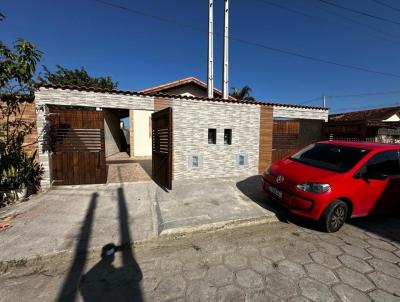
left=152, top=107, right=173, bottom=190
left=50, top=108, right=106, bottom=185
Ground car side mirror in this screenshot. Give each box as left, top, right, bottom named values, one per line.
left=365, top=169, right=388, bottom=181
left=354, top=166, right=367, bottom=179
left=354, top=166, right=388, bottom=181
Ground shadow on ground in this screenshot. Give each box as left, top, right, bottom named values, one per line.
left=237, top=175, right=400, bottom=242
left=236, top=175, right=333, bottom=237
left=236, top=175, right=292, bottom=223
left=56, top=187, right=143, bottom=302
left=348, top=214, right=400, bottom=243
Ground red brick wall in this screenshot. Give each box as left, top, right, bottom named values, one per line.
left=0, top=99, right=38, bottom=155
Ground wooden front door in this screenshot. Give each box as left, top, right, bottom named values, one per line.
left=152, top=107, right=173, bottom=190
left=50, top=108, right=107, bottom=185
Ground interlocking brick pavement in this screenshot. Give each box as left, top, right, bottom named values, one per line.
left=1, top=214, right=400, bottom=301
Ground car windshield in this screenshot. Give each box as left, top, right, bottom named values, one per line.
left=290, top=143, right=370, bottom=173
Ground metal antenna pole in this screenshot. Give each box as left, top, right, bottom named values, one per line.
left=323, top=95, right=327, bottom=108
left=208, top=0, right=214, bottom=98
left=222, top=0, right=229, bottom=99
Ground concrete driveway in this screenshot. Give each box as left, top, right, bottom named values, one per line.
left=0, top=182, right=156, bottom=262
left=0, top=176, right=278, bottom=262
left=156, top=176, right=279, bottom=234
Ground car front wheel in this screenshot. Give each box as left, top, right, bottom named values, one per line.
left=321, top=200, right=348, bottom=233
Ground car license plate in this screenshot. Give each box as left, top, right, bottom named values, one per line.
left=269, top=186, right=283, bottom=199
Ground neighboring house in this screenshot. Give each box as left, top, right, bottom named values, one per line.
left=140, top=77, right=236, bottom=100
left=34, top=83, right=328, bottom=189
left=323, top=106, right=400, bottom=142
left=130, top=77, right=236, bottom=157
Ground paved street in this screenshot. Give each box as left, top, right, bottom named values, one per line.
left=1, top=210, right=400, bottom=302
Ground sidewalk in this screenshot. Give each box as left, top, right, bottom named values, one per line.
left=0, top=176, right=280, bottom=262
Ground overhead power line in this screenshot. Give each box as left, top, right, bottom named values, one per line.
left=94, top=0, right=400, bottom=79
left=253, top=0, right=318, bottom=20
left=254, top=0, right=399, bottom=42
left=309, top=1, right=400, bottom=41
left=302, top=90, right=400, bottom=104
left=328, top=90, right=400, bottom=98
left=229, top=37, right=400, bottom=78
left=331, top=102, right=400, bottom=113
left=301, top=96, right=324, bottom=104
left=371, top=0, right=400, bottom=13
left=317, top=0, right=400, bottom=26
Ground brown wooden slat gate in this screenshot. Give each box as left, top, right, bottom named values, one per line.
left=272, top=120, right=300, bottom=162
left=50, top=109, right=107, bottom=185
left=152, top=107, right=173, bottom=190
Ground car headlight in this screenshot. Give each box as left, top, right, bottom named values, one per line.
left=296, top=183, right=331, bottom=194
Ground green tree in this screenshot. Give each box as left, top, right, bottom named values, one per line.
left=230, top=85, right=255, bottom=101
left=39, top=65, right=118, bottom=90
left=0, top=13, right=43, bottom=203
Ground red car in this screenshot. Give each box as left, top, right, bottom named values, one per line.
left=262, top=141, right=400, bottom=232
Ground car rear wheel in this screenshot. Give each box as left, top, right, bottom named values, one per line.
left=321, top=200, right=348, bottom=233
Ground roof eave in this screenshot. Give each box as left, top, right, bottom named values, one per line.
left=37, top=83, right=328, bottom=111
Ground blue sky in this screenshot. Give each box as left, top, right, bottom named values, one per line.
left=2, top=0, right=400, bottom=112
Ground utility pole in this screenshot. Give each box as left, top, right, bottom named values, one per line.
left=208, top=0, right=214, bottom=98
left=222, top=0, right=229, bottom=99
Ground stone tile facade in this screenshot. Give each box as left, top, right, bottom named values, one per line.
left=36, top=88, right=154, bottom=110
left=35, top=106, right=51, bottom=190
left=273, top=105, right=328, bottom=121
left=172, top=98, right=261, bottom=180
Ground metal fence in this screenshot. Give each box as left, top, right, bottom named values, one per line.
left=328, top=134, right=400, bottom=144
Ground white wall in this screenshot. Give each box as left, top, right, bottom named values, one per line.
left=133, top=110, right=153, bottom=157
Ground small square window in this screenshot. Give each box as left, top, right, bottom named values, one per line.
left=224, top=129, right=232, bottom=145
left=208, top=129, right=216, bottom=144
left=239, top=155, right=245, bottom=166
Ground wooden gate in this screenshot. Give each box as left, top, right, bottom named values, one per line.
left=272, top=120, right=300, bottom=162
left=50, top=108, right=107, bottom=185
left=152, top=107, right=173, bottom=190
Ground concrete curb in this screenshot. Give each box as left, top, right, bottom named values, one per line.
left=159, top=215, right=280, bottom=238
left=0, top=214, right=280, bottom=272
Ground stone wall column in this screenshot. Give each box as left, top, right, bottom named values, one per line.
left=36, top=105, right=51, bottom=190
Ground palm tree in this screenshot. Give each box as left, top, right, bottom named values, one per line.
left=230, top=85, right=255, bottom=101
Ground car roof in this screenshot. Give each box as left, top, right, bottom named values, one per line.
left=318, top=140, right=400, bottom=151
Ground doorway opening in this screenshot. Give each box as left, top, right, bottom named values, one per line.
left=104, top=108, right=152, bottom=183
